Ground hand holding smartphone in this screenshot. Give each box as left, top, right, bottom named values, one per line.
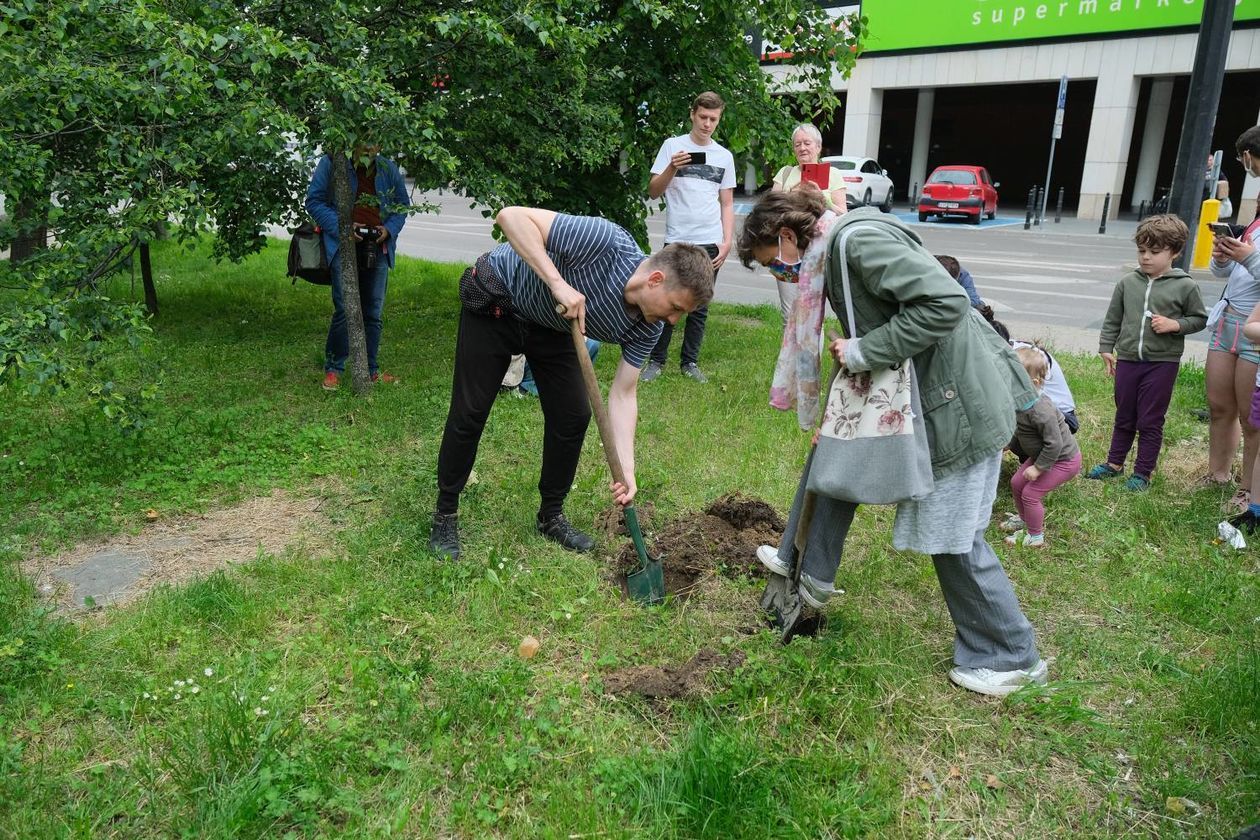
left=688, top=151, right=707, bottom=166
left=800, top=163, right=830, bottom=190
left=1209, top=222, right=1237, bottom=239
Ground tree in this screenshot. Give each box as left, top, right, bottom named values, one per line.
left=0, top=0, right=312, bottom=424
left=0, top=0, right=864, bottom=416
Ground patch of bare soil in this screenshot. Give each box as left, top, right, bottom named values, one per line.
left=23, top=490, right=326, bottom=612
left=602, top=649, right=748, bottom=699
left=609, top=493, right=785, bottom=598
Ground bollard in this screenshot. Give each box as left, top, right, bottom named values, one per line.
left=1024, top=187, right=1036, bottom=230
left=1034, top=186, right=1044, bottom=226
left=1098, top=193, right=1111, bottom=234
left=1138, top=199, right=1147, bottom=221
left=911, top=182, right=918, bottom=203
left=1055, top=187, right=1064, bottom=223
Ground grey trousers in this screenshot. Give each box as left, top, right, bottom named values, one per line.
left=779, top=452, right=1040, bottom=671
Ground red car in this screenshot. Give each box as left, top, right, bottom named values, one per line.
left=917, top=165, right=999, bottom=224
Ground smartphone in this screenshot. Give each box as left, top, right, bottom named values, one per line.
left=800, top=162, right=830, bottom=190
left=1208, top=222, right=1235, bottom=238
left=688, top=151, right=707, bottom=165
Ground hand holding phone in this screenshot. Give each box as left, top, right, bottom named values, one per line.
left=688, top=151, right=707, bottom=166
left=1208, top=222, right=1235, bottom=239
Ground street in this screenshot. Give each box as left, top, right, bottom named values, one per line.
left=375, top=190, right=1224, bottom=359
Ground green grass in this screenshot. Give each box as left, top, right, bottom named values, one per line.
left=0, top=238, right=1256, bottom=837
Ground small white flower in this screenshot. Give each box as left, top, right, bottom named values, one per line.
left=143, top=692, right=152, bottom=700
left=268, top=686, right=276, bottom=693
left=254, top=707, right=268, bottom=717
left=261, top=695, right=270, bottom=702
left=565, top=612, right=572, bottom=620
left=174, top=680, right=185, bottom=688
left=173, top=693, right=181, bottom=700
left=204, top=668, right=214, bottom=677
left=190, top=686, right=200, bottom=694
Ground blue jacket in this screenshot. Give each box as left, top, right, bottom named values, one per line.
left=957, top=267, right=983, bottom=308
left=305, top=154, right=410, bottom=268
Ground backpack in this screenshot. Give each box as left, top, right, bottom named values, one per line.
left=287, top=221, right=331, bottom=285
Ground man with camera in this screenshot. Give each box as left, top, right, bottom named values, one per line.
left=641, top=91, right=736, bottom=385
left=305, top=144, right=411, bottom=390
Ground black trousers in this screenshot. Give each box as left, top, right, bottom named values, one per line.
left=649, top=243, right=718, bottom=366
left=435, top=308, right=591, bottom=518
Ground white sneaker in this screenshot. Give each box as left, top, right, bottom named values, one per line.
left=948, top=659, right=1049, bottom=697
left=1003, top=530, right=1045, bottom=547
left=756, top=544, right=790, bottom=577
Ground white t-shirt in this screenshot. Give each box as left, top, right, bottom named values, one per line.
left=1012, top=341, right=1076, bottom=414
left=651, top=134, right=736, bottom=245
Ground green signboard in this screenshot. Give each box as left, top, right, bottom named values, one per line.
left=859, top=0, right=1260, bottom=52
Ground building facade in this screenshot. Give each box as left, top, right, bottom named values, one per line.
left=768, top=1, right=1260, bottom=221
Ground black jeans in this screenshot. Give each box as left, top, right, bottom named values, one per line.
left=649, top=242, right=718, bottom=367
left=435, top=308, right=591, bottom=518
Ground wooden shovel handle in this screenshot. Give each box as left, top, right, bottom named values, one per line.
left=555, top=303, right=628, bottom=487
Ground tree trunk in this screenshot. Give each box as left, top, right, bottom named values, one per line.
left=9, top=194, right=49, bottom=262
left=139, top=242, right=158, bottom=315
left=329, top=149, right=372, bottom=395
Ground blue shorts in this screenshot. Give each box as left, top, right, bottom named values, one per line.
left=1208, top=307, right=1260, bottom=365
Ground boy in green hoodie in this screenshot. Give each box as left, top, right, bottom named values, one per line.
left=1087, top=214, right=1207, bottom=490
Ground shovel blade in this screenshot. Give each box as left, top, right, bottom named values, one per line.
left=625, top=558, right=665, bottom=605
left=621, top=504, right=665, bottom=605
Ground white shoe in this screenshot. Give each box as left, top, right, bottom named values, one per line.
left=948, top=659, right=1049, bottom=697
left=756, top=544, right=790, bottom=577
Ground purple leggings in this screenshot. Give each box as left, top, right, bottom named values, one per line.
left=1106, top=360, right=1180, bottom=478
left=1011, top=452, right=1082, bottom=534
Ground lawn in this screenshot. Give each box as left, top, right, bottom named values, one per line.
left=0, top=239, right=1256, bottom=838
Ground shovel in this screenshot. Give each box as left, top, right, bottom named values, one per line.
left=554, top=303, right=665, bottom=605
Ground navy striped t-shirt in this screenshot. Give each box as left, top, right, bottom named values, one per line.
left=487, top=214, right=663, bottom=369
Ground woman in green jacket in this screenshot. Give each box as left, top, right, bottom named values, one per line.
left=738, top=191, right=1046, bottom=697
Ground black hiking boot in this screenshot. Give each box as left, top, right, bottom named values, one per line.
left=429, top=513, right=460, bottom=561
left=536, top=513, right=595, bottom=553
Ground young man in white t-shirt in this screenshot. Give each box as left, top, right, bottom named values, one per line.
left=641, top=91, right=736, bottom=384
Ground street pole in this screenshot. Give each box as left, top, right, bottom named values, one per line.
left=1168, top=0, right=1235, bottom=270
left=1041, top=75, right=1067, bottom=224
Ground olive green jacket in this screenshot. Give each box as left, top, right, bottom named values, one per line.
left=823, top=208, right=1037, bottom=478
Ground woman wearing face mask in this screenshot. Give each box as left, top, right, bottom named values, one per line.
left=736, top=191, right=1048, bottom=698
left=769, top=124, right=848, bottom=323
left=1204, top=125, right=1260, bottom=512
left=745, top=190, right=839, bottom=431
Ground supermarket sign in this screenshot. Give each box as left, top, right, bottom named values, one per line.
left=860, top=0, right=1260, bottom=52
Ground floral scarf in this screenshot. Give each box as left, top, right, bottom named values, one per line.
left=769, top=210, right=838, bottom=430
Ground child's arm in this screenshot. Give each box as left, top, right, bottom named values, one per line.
left=1175, top=283, right=1208, bottom=336
left=1244, top=301, right=1260, bottom=345
left=1098, top=281, right=1124, bottom=376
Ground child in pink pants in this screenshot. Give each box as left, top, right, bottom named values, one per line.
left=1003, top=347, right=1083, bottom=547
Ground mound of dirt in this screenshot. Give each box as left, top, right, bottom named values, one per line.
left=609, top=493, right=785, bottom=598
left=602, top=648, right=748, bottom=699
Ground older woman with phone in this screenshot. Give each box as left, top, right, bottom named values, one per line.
left=770, top=124, right=846, bottom=320
left=1203, top=125, right=1260, bottom=512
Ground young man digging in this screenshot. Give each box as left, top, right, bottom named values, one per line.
left=429, top=207, right=714, bottom=560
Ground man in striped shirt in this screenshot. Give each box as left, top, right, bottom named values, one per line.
left=430, top=207, right=715, bottom=561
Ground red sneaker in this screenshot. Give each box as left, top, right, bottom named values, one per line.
left=321, top=371, right=340, bottom=391
left=371, top=371, right=400, bottom=384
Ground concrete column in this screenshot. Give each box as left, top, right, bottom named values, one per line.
left=908, top=89, right=935, bottom=201
left=1078, top=45, right=1140, bottom=221
left=1239, top=105, right=1260, bottom=224
left=841, top=63, right=883, bottom=158
left=1129, top=77, right=1174, bottom=211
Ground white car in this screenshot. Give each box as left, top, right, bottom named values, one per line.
left=820, top=155, right=895, bottom=212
